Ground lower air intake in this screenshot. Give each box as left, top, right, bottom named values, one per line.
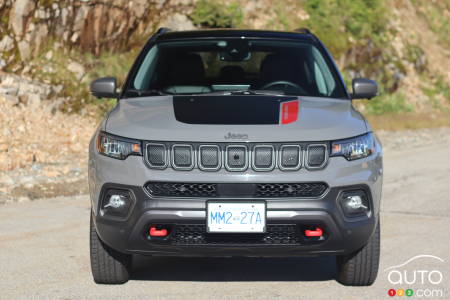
left=145, top=182, right=328, bottom=198
left=171, top=224, right=301, bottom=245
left=256, top=182, right=328, bottom=198
left=146, top=182, right=218, bottom=197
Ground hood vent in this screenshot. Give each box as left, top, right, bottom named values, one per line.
left=173, top=95, right=297, bottom=125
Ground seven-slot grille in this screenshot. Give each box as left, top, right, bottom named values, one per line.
left=145, top=182, right=328, bottom=198
left=144, top=142, right=328, bottom=171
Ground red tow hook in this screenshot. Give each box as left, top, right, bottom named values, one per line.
left=149, top=226, right=168, bottom=237
left=304, top=227, right=323, bottom=237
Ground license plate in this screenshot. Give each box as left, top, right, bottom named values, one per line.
left=207, top=202, right=266, bottom=233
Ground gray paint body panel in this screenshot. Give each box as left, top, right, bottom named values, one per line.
left=105, top=96, right=367, bottom=142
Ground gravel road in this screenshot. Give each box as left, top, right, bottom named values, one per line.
left=1, top=130, right=449, bottom=300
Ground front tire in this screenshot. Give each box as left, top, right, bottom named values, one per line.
left=90, top=214, right=132, bottom=284
left=336, top=220, right=380, bottom=286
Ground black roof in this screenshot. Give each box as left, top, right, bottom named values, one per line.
left=156, top=29, right=317, bottom=42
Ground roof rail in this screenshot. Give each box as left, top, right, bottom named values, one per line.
left=294, top=28, right=313, bottom=35
left=155, top=27, right=171, bottom=35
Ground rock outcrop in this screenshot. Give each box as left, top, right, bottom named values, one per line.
left=0, top=0, right=196, bottom=69
left=0, top=71, right=63, bottom=109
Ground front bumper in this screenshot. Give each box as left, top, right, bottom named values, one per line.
left=92, top=183, right=378, bottom=257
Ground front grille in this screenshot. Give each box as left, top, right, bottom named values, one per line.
left=144, top=141, right=329, bottom=172
left=172, top=144, right=194, bottom=170
left=279, top=145, right=301, bottom=170
left=256, top=182, right=328, bottom=198
left=253, top=145, right=275, bottom=171
left=145, top=182, right=328, bottom=198
left=225, top=145, right=248, bottom=171
left=306, top=144, right=327, bottom=168
left=172, top=224, right=300, bottom=245
left=199, top=145, right=220, bottom=170
left=146, top=143, right=167, bottom=168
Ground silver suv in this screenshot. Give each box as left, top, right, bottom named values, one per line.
left=88, top=28, right=382, bottom=286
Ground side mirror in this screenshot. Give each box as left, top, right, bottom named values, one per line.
left=351, top=78, right=378, bottom=100
left=90, top=77, right=118, bottom=98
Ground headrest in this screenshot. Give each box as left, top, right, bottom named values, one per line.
left=168, top=53, right=205, bottom=85
left=219, top=65, right=245, bottom=83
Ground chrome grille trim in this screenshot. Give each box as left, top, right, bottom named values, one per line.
left=278, top=145, right=302, bottom=171
left=171, top=144, right=195, bottom=171
left=252, top=145, right=276, bottom=171
left=225, top=145, right=249, bottom=172
left=305, top=144, right=328, bottom=170
left=198, top=145, right=222, bottom=171
left=145, top=143, right=168, bottom=169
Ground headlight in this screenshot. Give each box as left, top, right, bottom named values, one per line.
left=330, top=133, right=375, bottom=161
left=97, top=132, right=142, bottom=160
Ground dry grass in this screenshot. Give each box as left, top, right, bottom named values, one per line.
left=366, top=111, right=450, bottom=131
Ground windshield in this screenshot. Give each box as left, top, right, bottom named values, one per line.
left=125, top=38, right=347, bottom=98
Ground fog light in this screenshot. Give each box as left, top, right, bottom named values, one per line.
left=100, top=189, right=134, bottom=219
left=345, top=195, right=367, bottom=210
left=340, top=190, right=370, bottom=217
left=105, top=195, right=126, bottom=208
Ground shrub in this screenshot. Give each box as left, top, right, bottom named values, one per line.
left=191, top=0, right=243, bottom=28
left=304, top=0, right=388, bottom=57
left=366, top=92, right=413, bottom=115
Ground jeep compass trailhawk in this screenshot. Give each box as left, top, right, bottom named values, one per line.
left=89, top=28, right=382, bottom=286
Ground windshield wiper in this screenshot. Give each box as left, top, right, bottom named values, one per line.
left=125, top=89, right=172, bottom=97
left=229, top=89, right=285, bottom=96
left=189, top=89, right=286, bottom=96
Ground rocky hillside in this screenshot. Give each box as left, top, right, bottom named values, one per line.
left=0, top=0, right=448, bottom=115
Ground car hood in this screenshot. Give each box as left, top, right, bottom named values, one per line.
left=105, top=95, right=368, bottom=142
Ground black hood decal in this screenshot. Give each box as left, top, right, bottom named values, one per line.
left=173, top=95, right=297, bottom=125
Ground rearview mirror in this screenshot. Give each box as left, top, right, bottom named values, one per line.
left=90, top=77, right=118, bottom=98
left=351, top=78, right=378, bottom=100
